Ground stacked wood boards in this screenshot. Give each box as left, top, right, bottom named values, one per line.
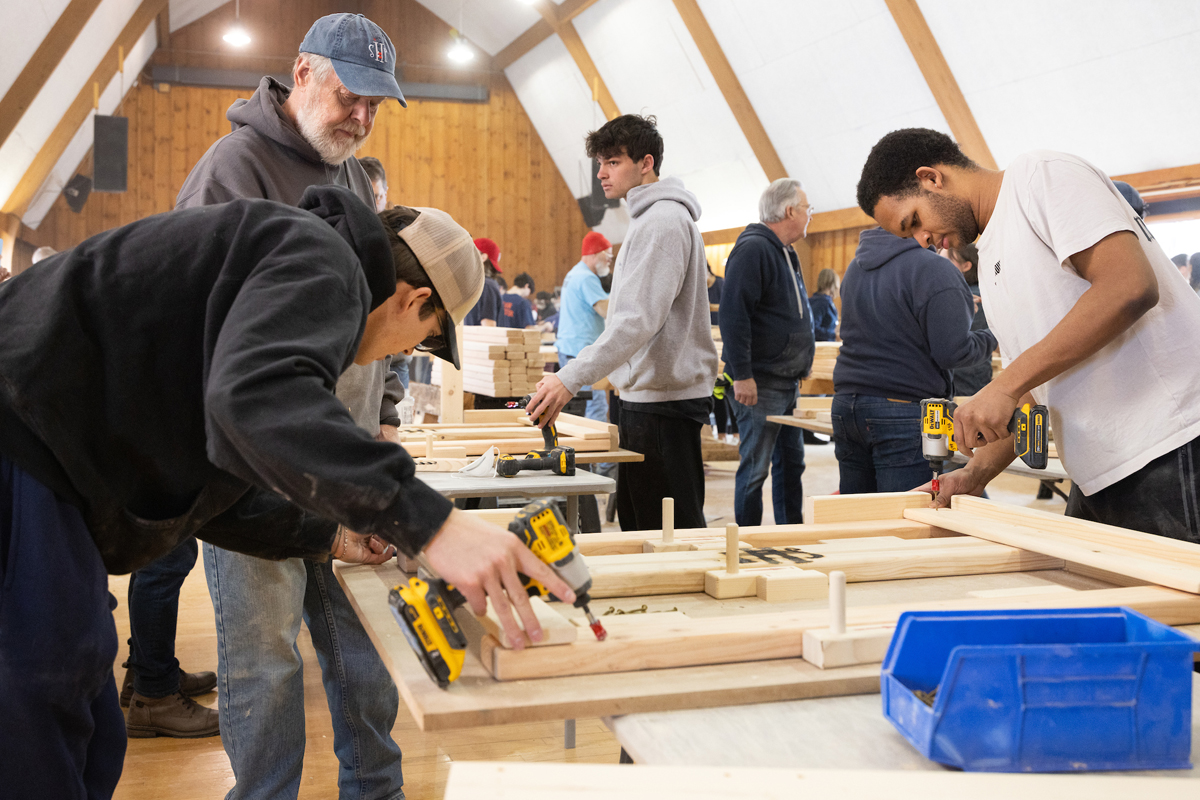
left=431, top=326, right=544, bottom=397
left=393, top=417, right=617, bottom=458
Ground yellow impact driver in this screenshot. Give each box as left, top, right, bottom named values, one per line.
left=921, top=398, right=1049, bottom=493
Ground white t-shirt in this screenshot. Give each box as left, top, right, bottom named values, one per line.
left=977, top=150, right=1200, bottom=495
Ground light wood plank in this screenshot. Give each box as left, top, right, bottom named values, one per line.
left=905, top=508, right=1200, bottom=594
left=802, top=492, right=930, bottom=524
left=444, top=761, right=1197, bottom=799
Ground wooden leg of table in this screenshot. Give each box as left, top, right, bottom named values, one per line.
left=567, top=495, right=579, bottom=536
left=662, top=497, right=674, bottom=544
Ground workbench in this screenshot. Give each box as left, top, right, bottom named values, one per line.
left=417, top=470, right=615, bottom=537
left=605, top=670, right=1200, bottom=778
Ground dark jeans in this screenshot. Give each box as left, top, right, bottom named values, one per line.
left=0, top=455, right=126, bottom=799
left=1066, top=434, right=1200, bottom=543
left=729, top=385, right=805, bottom=525
left=832, top=394, right=930, bottom=494
left=616, top=405, right=706, bottom=531
left=127, top=536, right=198, bottom=697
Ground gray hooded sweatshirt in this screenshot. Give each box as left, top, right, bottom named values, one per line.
left=177, top=77, right=401, bottom=428
left=557, top=176, right=718, bottom=403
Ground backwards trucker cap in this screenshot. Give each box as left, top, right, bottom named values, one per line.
left=398, top=209, right=484, bottom=370
left=300, top=14, right=407, bottom=107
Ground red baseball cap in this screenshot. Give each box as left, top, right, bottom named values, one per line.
left=473, top=237, right=501, bottom=272
left=582, top=231, right=611, bottom=256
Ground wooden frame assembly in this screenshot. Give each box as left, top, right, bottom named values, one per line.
left=335, top=492, right=1200, bottom=730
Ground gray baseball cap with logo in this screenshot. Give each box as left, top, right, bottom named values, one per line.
left=300, top=13, right=407, bottom=107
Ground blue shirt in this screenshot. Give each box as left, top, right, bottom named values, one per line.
left=464, top=278, right=502, bottom=325
left=499, top=292, right=536, bottom=328
left=556, top=261, right=608, bottom=357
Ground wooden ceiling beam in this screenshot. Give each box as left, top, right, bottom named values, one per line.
left=884, top=0, right=997, bottom=171
left=494, top=0, right=604, bottom=70
left=531, top=0, right=620, bottom=122
left=2, top=0, right=167, bottom=217
left=1113, top=162, right=1200, bottom=196
left=671, top=0, right=786, bottom=183
left=0, top=0, right=105, bottom=151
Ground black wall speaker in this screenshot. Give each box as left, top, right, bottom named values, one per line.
left=93, top=115, right=128, bottom=192
left=64, top=174, right=92, bottom=213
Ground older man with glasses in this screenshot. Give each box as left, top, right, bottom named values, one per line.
left=719, top=178, right=817, bottom=526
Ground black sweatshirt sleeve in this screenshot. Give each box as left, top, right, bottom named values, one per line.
left=921, top=287, right=998, bottom=371
left=203, top=224, right=453, bottom=557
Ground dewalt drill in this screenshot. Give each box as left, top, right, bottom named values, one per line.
left=920, top=398, right=1049, bottom=492
left=388, top=499, right=606, bottom=688
left=496, top=394, right=575, bottom=477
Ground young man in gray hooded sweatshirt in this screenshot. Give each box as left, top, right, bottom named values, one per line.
left=527, top=114, right=718, bottom=531
left=122, top=14, right=411, bottom=799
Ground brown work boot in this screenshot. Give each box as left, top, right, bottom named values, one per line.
left=120, top=664, right=217, bottom=708
left=124, top=691, right=220, bottom=738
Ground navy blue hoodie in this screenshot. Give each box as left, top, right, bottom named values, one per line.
left=719, top=223, right=814, bottom=389
left=834, top=228, right=996, bottom=401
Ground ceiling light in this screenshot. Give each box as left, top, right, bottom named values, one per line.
left=223, top=0, right=250, bottom=47
left=447, top=30, right=474, bottom=64
left=223, top=26, right=251, bottom=47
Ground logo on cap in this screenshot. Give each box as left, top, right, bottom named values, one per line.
left=369, top=39, right=388, bottom=63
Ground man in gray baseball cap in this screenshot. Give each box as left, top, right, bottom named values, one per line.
left=300, top=13, right=407, bottom=107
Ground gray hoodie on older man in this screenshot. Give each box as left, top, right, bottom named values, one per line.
left=557, top=176, right=718, bottom=404
left=177, top=77, right=402, bottom=426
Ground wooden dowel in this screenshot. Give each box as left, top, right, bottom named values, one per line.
left=830, top=570, right=846, bottom=635
left=662, top=497, right=675, bottom=544
left=426, top=431, right=435, bottom=458
left=726, top=523, right=739, bottom=574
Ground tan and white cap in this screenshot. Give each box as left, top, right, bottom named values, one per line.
left=396, top=207, right=484, bottom=370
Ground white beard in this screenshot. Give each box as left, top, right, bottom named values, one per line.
left=296, top=95, right=367, bottom=165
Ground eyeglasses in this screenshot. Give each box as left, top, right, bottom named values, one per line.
left=414, top=300, right=449, bottom=353
left=797, top=203, right=816, bottom=215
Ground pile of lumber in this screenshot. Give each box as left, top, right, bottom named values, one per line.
left=431, top=327, right=545, bottom=398
left=394, top=408, right=619, bottom=458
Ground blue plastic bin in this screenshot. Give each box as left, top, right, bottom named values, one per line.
left=881, top=607, right=1200, bottom=772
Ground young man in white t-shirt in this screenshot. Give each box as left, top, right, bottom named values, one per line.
left=855, top=128, right=1200, bottom=541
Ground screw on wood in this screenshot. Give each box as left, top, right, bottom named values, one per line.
left=726, top=523, right=739, bottom=574
left=830, top=570, right=846, bottom=635
left=662, top=497, right=675, bottom=544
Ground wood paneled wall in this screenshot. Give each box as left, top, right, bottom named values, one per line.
left=804, top=225, right=872, bottom=310
left=26, top=74, right=590, bottom=293
left=154, top=0, right=495, bottom=86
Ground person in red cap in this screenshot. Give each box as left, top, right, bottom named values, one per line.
left=556, top=231, right=613, bottom=425
left=465, top=237, right=503, bottom=326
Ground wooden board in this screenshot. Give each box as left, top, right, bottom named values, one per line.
left=334, top=562, right=882, bottom=731
left=454, top=595, right=577, bottom=650
left=905, top=508, right=1200, bottom=594
left=586, top=538, right=1060, bottom=598
left=575, top=519, right=940, bottom=556
left=443, top=762, right=1197, bottom=799
left=803, top=492, right=930, bottom=523
left=483, top=585, right=1200, bottom=681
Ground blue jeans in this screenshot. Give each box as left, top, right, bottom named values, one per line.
left=558, top=352, right=612, bottom=477
left=0, top=455, right=126, bottom=799
left=203, top=546, right=405, bottom=800
left=391, top=355, right=411, bottom=390
left=126, top=536, right=198, bottom=697
left=832, top=394, right=930, bottom=494
left=729, top=383, right=806, bottom=526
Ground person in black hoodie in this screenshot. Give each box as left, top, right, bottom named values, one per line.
left=832, top=227, right=996, bottom=493
left=719, top=178, right=816, bottom=525
left=0, top=186, right=573, bottom=798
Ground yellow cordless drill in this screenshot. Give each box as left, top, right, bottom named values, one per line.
left=920, top=398, right=1049, bottom=493
left=388, top=499, right=606, bottom=688
left=496, top=395, right=576, bottom=477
